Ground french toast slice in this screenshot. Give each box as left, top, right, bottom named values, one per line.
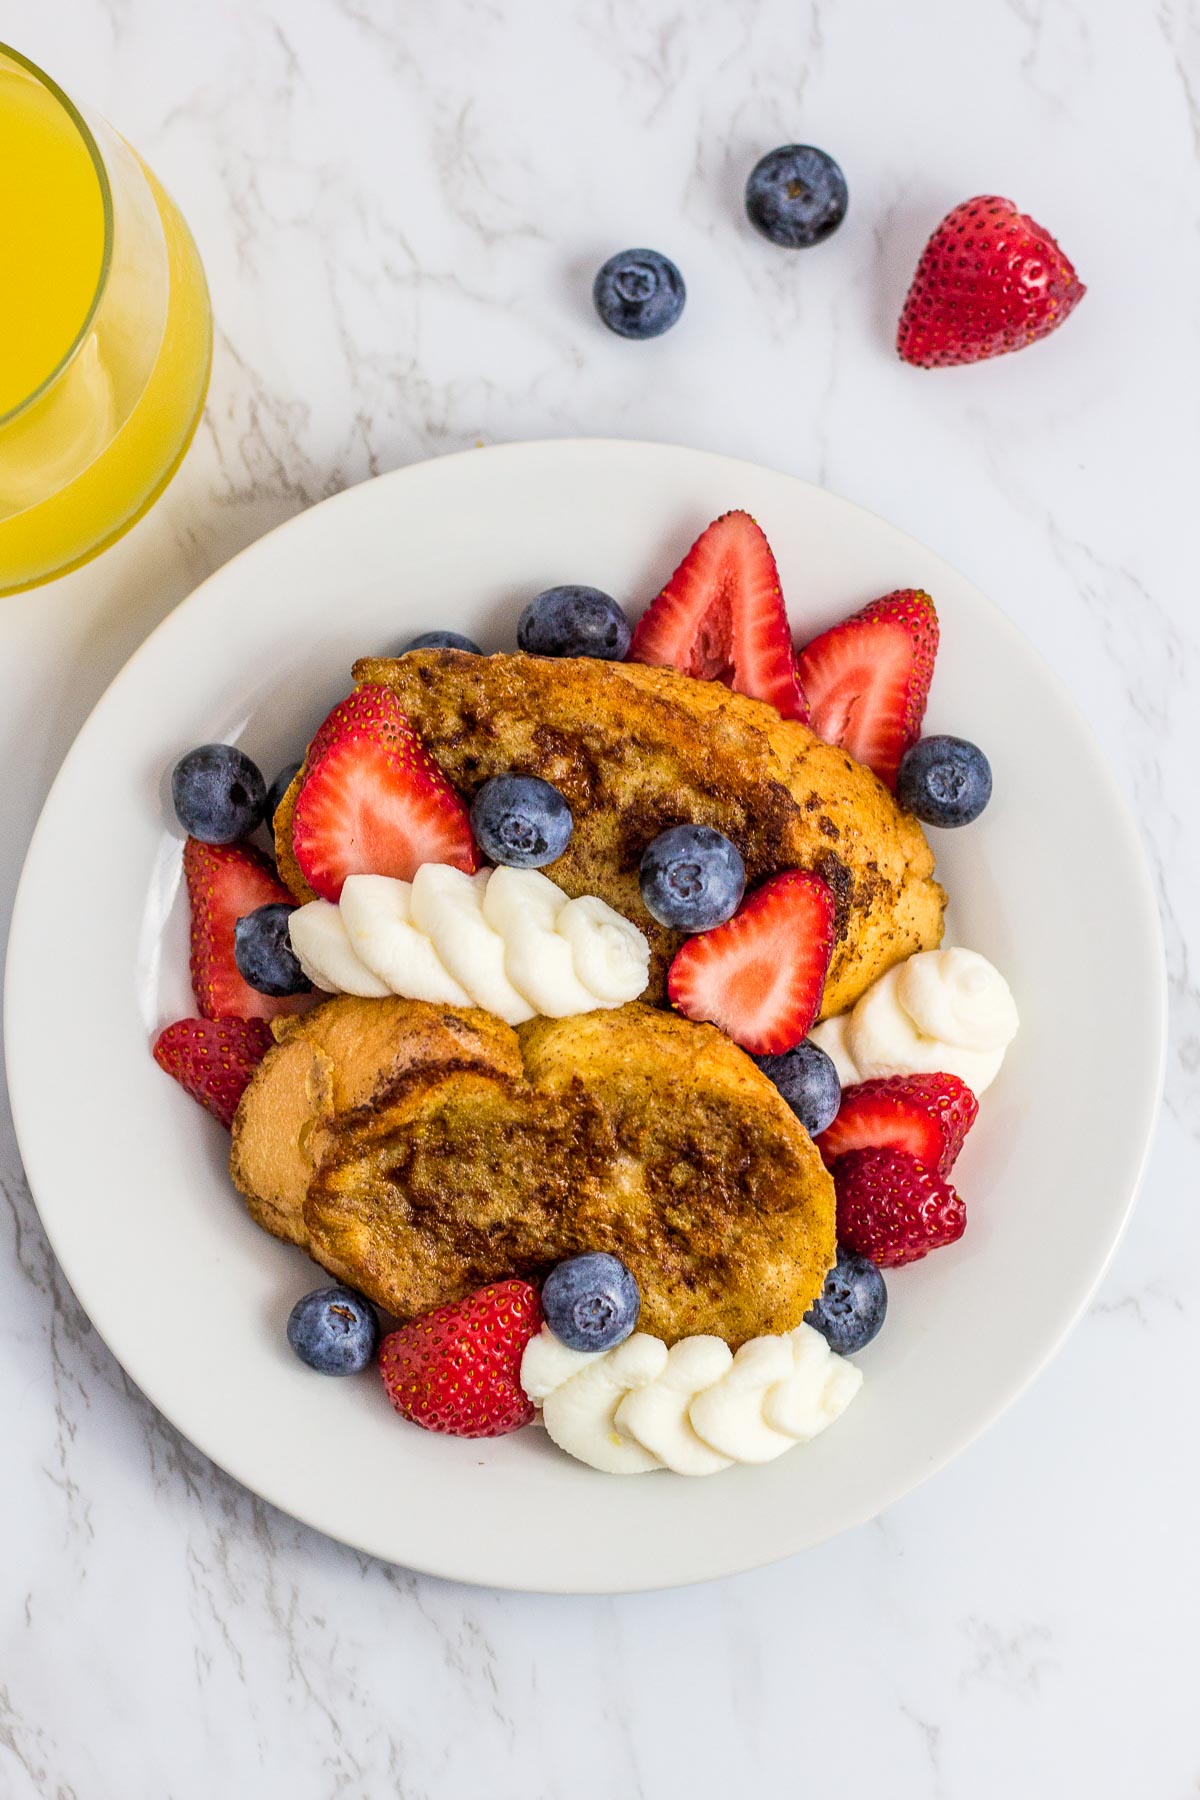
left=230, top=996, right=837, bottom=1347
left=273, top=651, right=945, bottom=1019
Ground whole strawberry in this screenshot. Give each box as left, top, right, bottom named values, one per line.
left=897, top=196, right=1085, bottom=369
left=153, top=1016, right=274, bottom=1127
left=833, top=1146, right=965, bottom=1268
left=379, top=1279, right=543, bottom=1438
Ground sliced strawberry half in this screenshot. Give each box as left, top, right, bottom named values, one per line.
left=817, top=1073, right=979, bottom=1179
left=795, top=589, right=938, bottom=787
left=184, top=838, right=309, bottom=1022
left=667, top=869, right=835, bottom=1055
left=153, top=1015, right=274, bottom=1128
left=628, top=510, right=809, bottom=721
left=292, top=728, right=478, bottom=903
left=306, top=682, right=418, bottom=767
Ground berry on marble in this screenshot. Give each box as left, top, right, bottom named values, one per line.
left=593, top=248, right=685, bottom=339
left=745, top=145, right=848, bottom=248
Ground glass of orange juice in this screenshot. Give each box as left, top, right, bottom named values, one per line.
left=0, top=44, right=212, bottom=595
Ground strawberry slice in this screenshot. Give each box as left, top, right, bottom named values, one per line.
left=152, top=1016, right=274, bottom=1128
left=292, top=729, right=478, bottom=903
left=834, top=1146, right=965, bottom=1268
left=628, top=510, right=809, bottom=721
left=184, top=838, right=309, bottom=1022
left=667, top=869, right=835, bottom=1055
left=817, top=1073, right=979, bottom=1179
left=306, top=682, right=417, bottom=768
left=795, top=589, right=938, bottom=787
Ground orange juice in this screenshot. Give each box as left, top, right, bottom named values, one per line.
left=0, top=46, right=212, bottom=594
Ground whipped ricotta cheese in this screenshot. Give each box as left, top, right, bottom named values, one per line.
left=811, top=947, right=1018, bottom=1094
left=521, top=1321, right=861, bottom=1476
left=288, top=864, right=649, bottom=1024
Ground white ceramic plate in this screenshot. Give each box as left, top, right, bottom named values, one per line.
left=5, top=440, right=1165, bottom=1593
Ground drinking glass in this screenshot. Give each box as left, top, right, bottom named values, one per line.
left=0, top=44, right=212, bottom=594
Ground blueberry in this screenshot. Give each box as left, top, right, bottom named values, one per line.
left=286, top=1285, right=379, bottom=1374
left=264, top=761, right=302, bottom=835
left=593, top=248, right=686, bottom=339
left=542, top=1253, right=640, bottom=1352
left=399, top=630, right=482, bottom=654
left=805, top=1247, right=887, bottom=1356
left=745, top=145, right=848, bottom=248
left=639, top=825, right=745, bottom=931
left=752, top=1040, right=841, bottom=1136
left=470, top=774, right=573, bottom=868
left=172, top=744, right=267, bottom=844
left=896, top=735, right=992, bottom=828
left=234, top=903, right=312, bottom=997
left=517, top=586, right=631, bottom=661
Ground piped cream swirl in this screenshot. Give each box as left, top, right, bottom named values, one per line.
left=288, top=864, right=649, bottom=1024
left=811, top=947, right=1018, bottom=1094
left=521, top=1322, right=861, bottom=1477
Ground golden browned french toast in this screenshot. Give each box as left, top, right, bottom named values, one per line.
left=273, top=651, right=944, bottom=1019
left=230, top=995, right=837, bottom=1346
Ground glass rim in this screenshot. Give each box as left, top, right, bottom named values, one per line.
left=0, top=42, right=114, bottom=429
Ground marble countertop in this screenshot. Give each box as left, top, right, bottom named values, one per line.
left=2, top=1, right=1196, bottom=1794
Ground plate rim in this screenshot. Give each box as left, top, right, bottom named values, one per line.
left=4, top=438, right=1168, bottom=1593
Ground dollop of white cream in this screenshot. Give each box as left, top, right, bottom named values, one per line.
left=538, top=1335, right=668, bottom=1475
left=616, top=1338, right=736, bottom=1477
left=521, top=1322, right=861, bottom=1477
left=481, top=867, right=598, bottom=1018
left=288, top=901, right=392, bottom=998
left=339, top=874, right=473, bottom=1006
left=289, top=865, right=649, bottom=1023
left=810, top=947, right=1018, bottom=1095
left=808, top=1010, right=857, bottom=1088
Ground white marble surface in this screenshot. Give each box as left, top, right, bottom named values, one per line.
left=1, top=0, right=1197, bottom=1793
